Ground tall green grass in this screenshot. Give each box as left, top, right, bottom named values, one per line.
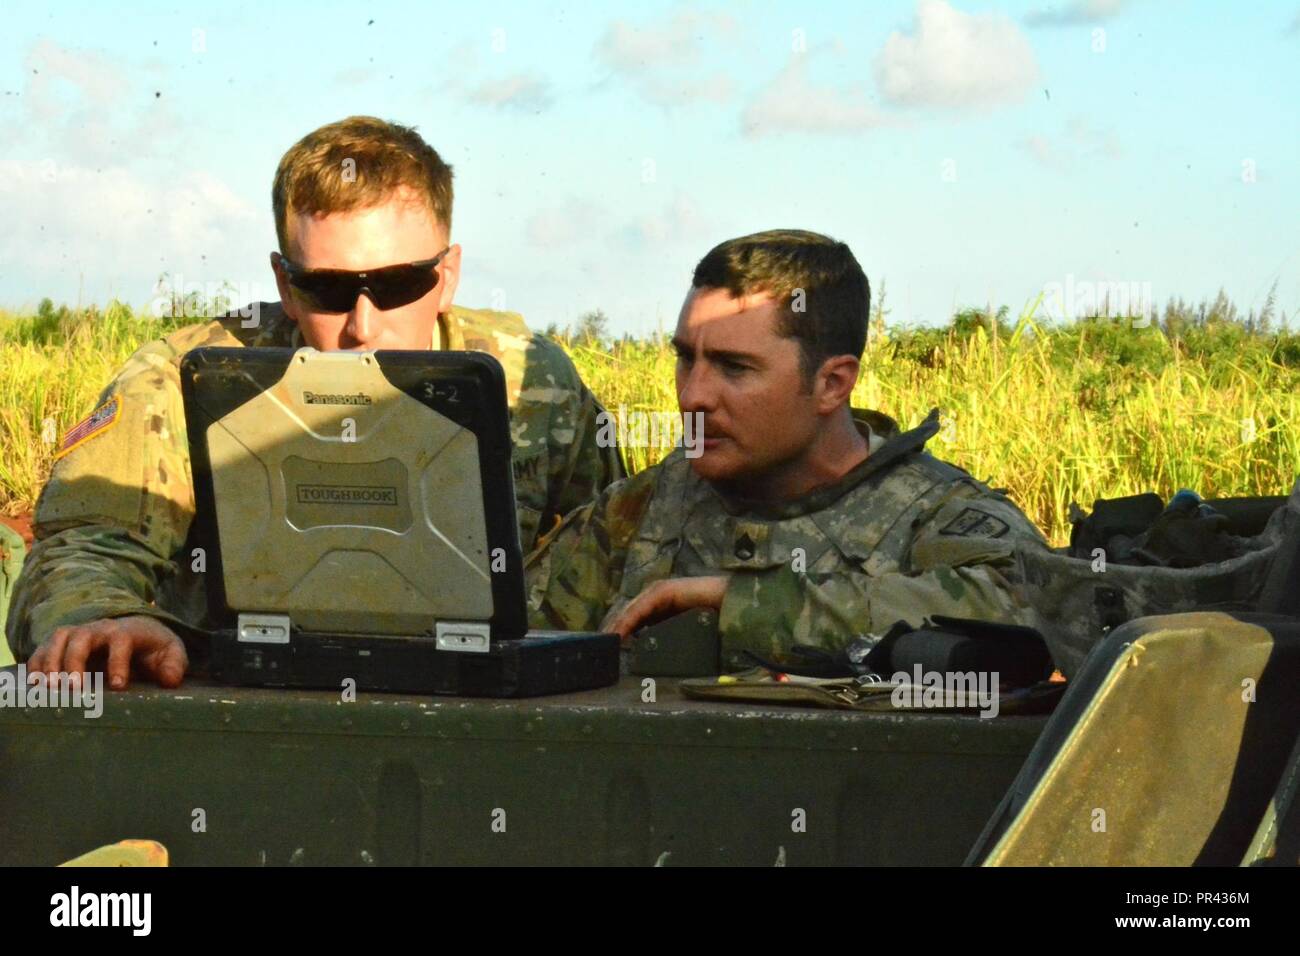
left=568, top=312, right=1300, bottom=544
left=5, top=301, right=1300, bottom=546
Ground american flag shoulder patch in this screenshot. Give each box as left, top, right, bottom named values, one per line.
left=54, top=396, right=123, bottom=460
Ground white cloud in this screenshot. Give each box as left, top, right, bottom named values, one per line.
left=466, top=73, right=554, bottom=112
left=446, top=39, right=481, bottom=75
left=640, top=72, right=734, bottom=107
left=873, top=0, right=1040, bottom=110
left=0, top=39, right=257, bottom=302
left=594, top=9, right=739, bottom=108
left=1026, top=0, right=1128, bottom=27
left=5, top=39, right=186, bottom=167
left=1067, top=116, right=1123, bottom=159
left=431, top=38, right=557, bottom=112
left=524, top=193, right=709, bottom=250
left=332, top=67, right=376, bottom=86
left=525, top=198, right=606, bottom=247
left=742, top=54, right=892, bottom=137
left=0, top=160, right=260, bottom=281
left=1022, top=116, right=1122, bottom=169
left=595, top=10, right=737, bottom=73
left=23, top=38, right=130, bottom=118
left=626, top=192, right=709, bottom=245
left=1022, top=133, right=1063, bottom=168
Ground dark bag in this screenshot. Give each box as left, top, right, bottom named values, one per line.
left=1015, top=482, right=1298, bottom=678
left=742, top=615, right=1054, bottom=691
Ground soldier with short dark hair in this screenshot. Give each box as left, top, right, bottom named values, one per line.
left=525, top=228, right=1049, bottom=663
left=11, top=115, right=624, bottom=689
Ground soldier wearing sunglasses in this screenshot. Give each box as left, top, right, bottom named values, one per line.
left=10, top=116, right=625, bottom=690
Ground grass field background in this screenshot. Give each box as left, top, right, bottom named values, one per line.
left=3, top=294, right=1299, bottom=546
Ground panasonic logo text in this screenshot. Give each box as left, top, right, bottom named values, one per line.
left=302, top=391, right=372, bottom=406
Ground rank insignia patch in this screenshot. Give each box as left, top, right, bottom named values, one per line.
left=939, top=506, right=1010, bottom=539
left=54, top=396, right=122, bottom=460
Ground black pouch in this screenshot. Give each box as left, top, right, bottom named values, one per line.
left=742, top=616, right=1055, bottom=691
left=629, top=609, right=721, bottom=677
left=884, top=616, right=1054, bottom=690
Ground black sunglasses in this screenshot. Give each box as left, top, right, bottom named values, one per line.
left=275, top=247, right=450, bottom=312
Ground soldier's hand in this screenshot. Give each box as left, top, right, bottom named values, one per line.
left=27, top=615, right=188, bottom=690
left=602, top=576, right=729, bottom=643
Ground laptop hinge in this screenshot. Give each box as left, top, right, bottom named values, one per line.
left=238, top=613, right=292, bottom=644
left=435, top=621, right=491, bottom=653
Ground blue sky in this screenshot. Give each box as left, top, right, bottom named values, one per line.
left=1, top=0, right=1297, bottom=336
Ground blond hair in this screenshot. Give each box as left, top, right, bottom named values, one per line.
left=272, top=116, right=454, bottom=253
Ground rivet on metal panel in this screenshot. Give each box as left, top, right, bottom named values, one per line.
left=705, top=727, right=714, bottom=736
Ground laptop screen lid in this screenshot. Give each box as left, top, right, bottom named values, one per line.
left=180, top=346, right=528, bottom=642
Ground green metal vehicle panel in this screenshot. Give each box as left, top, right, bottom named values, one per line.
left=0, top=677, right=1046, bottom=866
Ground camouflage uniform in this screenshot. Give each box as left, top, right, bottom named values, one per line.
left=0, top=522, right=23, bottom=666
left=6, top=302, right=623, bottom=659
left=526, top=408, right=1049, bottom=668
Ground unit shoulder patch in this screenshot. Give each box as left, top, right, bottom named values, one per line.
left=938, top=506, right=1010, bottom=539
left=54, top=396, right=123, bottom=460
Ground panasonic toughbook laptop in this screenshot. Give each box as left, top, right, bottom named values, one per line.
left=179, top=346, right=619, bottom=697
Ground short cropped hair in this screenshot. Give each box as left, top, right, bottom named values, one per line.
left=691, top=229, right=870, bottom=382
left=272, top=116, right=454, bottom=253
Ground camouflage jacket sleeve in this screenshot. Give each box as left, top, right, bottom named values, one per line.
left=523, top=469, right=656, bottom=631
left=5, top=527, right=197, bottom=659
left=0, top=522, right=25, bottom=665
left=718, top=481, right=1047, bottom=661
left=521, top=336, right=626, bottom=546
left=5, top=331, right=205, bottom=659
